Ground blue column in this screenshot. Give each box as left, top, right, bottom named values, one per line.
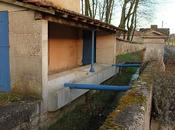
left=0, top=11, right=10, bottom=92
left=90, top=30, right=95, bottom=72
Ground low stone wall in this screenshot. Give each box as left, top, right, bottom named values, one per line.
left=0, top=101, right=48, bottom=130
left=144, top=43, right=165, bottom=62
left=116, top=38, right=165, bottom=63
left=99, top=62, right=156, bottom=130
left=116, top=39, right=144, bottom=56
left=48, top=64, right=117, bottom=111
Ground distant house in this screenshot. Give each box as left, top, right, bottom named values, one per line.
left=140, top=25, right=170, bottom=44
left=0, top=0, right=126, bottom=112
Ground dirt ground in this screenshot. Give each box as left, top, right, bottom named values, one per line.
left=165, top=64, right=175, bottom=73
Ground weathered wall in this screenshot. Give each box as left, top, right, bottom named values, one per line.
left=144, top=43, right=165, bottom=62
left=116, top=39, right=144, bottom=56
left=115, top=39, right=165, bottom=62
left=48, top=23, right=83, bottom=74
left=48, top=64, right=116, bottom=111
left=96, top=34, right=116, bottom=64
left=99, top=62, right=155, bottom=130
left=44, top=0, right=80, bottom=12
left=143, top=38, right=165, bottom=44
left=47, top=33, right=119, bottom=111
left=0, top=101, right=46, bottom=130
left=0, top=3, right=47, bottom=99
left=132, top=36, right=143, bottom=43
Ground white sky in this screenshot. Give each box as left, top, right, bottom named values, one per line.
left=111, top=0, right=175, bottom=34
left=152, top=0, right=175, bottom=34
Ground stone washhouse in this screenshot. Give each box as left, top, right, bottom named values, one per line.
left=140, top=25, right=170, bottom=44
left=0, top=0, right=126, bottom=113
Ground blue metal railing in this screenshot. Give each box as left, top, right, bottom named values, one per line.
left=112, top=64, right=141, bottom=67
left=64, top=83, right=130, bottom=91
left=64, top=63, right=141, bottom=91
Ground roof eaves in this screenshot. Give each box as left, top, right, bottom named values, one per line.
left=1, top=0, right=127, bottom=33
left=0, top=0, right=55, bottom=14
left=54, top=8, right=126, bottom=32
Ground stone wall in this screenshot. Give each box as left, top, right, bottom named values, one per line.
left=143, top=38, right=165, bottom=44
left=99, top=62, right=156, bottom=130
left=0, top=2, right=47, bottom=98
left=0, top=101, right=47, bottom=130
left=0, top=2, right=48, bottom=112
left=115, top=38, right=166, bottom=63
left=48, top=64, right=116, bottom=111
left=116, top=39, right=144, bottom=56
left=144, top=43, right=165, bottom=62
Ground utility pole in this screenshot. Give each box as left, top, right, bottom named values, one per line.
left=162, top=21, right=164, bottom=28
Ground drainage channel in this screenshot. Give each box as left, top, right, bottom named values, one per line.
left=48, top=66, right=140, bottom=130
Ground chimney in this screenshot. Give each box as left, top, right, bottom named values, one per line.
left=151, top=25, right=158, bottom=29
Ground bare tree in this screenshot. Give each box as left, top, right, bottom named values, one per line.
left=81, top=0, right=115, bottom=24
left=82, top=0, right=98, bottom=18
left=81, top=0, right=156, bottom=35
left=137, top=0, right=156, bottom=27
left=119, top=0, right=156, bottom=41
left=118, top=0, right=139, bottom=40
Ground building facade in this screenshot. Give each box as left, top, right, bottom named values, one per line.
left=140, top=25, right=170, bottom=44
left=0, top=0, right=126, bottom=112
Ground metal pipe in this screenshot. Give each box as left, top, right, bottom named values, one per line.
left=112, top=64, right=140, bottom=67
left=90, top=30, right=95, bottom=72
left=64, top=83, right=130, bottom=91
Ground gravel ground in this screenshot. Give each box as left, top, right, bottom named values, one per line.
left=0, top=101, right=38, bottom=130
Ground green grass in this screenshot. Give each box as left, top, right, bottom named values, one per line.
left=116, top=50, right=143, bottom=63
left=48, top=50, right=142, bottom=130
left=104, top=67, right=137, bottom=85
left=48, top=67, right=137, bottom=130
left=0, top=92, right=38, bottom=106
left=0, top=93, right=24, bottom=106
left=48, top=91, right=120, bottom=130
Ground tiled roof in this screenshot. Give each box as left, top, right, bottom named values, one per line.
left=0, top=0, right=126, bottom=33
left=140, top=28, right=170, bottom=36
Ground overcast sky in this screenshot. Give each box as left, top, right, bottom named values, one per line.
left=112, top=0, right=175, bottom=34
left=152, top=0, right=175, bottom=34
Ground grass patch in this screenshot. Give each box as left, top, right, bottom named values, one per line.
left=104, top=67, right=137, bottom=85
left=0, top=93, right=24, bottom=106
left=49, top=67, right=138, bottom=130
left=116, top=50, right=143, bottom=63
left=99, top=88, right=147, bottom=130
left=48, top=91, right=121, bottom=130
left=117, top=89, right=146, bottom=111
left=0, top=92, right=38, bottom=106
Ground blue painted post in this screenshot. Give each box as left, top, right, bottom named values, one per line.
left=90, top=30, right=95, bottom=72
left=0, top=11, right=10, bottom=92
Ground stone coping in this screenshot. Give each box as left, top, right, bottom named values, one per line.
left=99, top=62, right=154, bottom=130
